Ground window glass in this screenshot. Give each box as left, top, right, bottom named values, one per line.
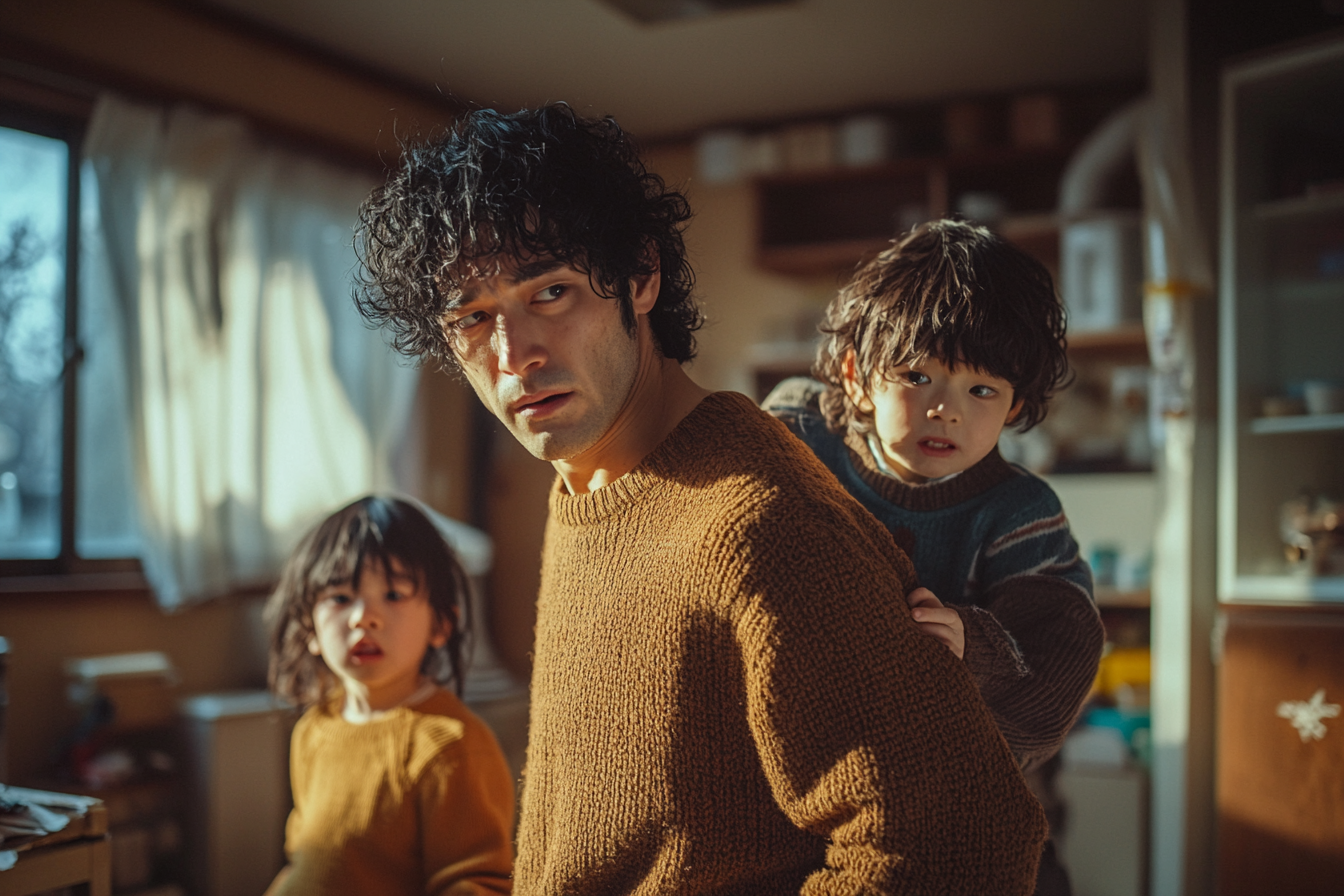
left=0, top=125, right=67, bottom=559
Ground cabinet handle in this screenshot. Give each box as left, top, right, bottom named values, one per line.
left=1276, top=689, right=1341, bottom=742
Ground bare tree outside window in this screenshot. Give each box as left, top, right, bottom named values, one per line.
left=0, top=126, right=68, bottom=558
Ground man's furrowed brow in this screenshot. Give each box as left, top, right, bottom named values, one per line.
left=442, top=290, right=473, bottom=313
left=507, top=259, right=566, bottom=284
left=443, top=259, right=570, bottom=310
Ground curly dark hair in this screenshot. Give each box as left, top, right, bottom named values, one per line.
left=266, top=495, right=472, bottom=708
left=354, top=103, right=702, bottom=368
left=815, top=219, right=1071, bottom=434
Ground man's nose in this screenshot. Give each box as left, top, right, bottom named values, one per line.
left=494, top=312, right=546, bottom=377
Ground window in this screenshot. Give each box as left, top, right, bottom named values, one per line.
left=2, top=93, right=418, bottom=603
left=0, top=110, right=111, bottom=575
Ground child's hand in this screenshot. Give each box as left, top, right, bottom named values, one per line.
left=907, top=587, right=965, bottom=660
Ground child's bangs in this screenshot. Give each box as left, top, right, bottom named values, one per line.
left=301, top=510, right=395, bottom=598
left=867, top=294, right=1019, bottom=386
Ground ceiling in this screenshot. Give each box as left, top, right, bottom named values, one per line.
left=200, top=0, right=1149, bottom=140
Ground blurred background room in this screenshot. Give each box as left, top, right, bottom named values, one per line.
left=1, top=1, right=1342, bottom=894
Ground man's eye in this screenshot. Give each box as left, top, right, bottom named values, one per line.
left=970, top=385, right=997, bottom=398
left=323, top=592, right=352, bottom=606
left=536, top=284, right=567, bottom=302
left=903, top=371, right=930, bottom=385
left=448, top=310, right=489, bottom=331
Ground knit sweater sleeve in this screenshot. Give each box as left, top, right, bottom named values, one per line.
left=281, top=708, right=317, bottom=861
left=960, top=486, right=1105, bottom=770
left=719, top=485, right=1048, bottom=895
left=415, top=712, right=516, bottom=895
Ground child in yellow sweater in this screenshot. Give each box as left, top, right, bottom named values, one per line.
left=264, top=495, right=514, bottom=895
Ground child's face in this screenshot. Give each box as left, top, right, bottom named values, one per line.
left=844, top=354, right=1022, bottom=484
left=308, top=557, right=448, bottom=712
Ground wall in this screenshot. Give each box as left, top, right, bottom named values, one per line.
left=1047, top=473, right=1160, bottom=565
left=643, top=142, right=839, bottom=395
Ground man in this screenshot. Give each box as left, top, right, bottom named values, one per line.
left=355, top=103, right=1047, bottom=895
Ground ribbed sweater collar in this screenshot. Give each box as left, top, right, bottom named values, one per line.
left=841, top=429, right=1017, bottom=512
left=548, top=391, right=749, bottom=527
left=309, top=687, right=449, bottom=739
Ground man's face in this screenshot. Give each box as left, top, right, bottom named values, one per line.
left=443, top=259, right=646, bottom=462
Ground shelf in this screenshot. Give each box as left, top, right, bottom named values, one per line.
left=755, top=237, right=890, bottom=276
left=1250, top=189, right=1344, bottom=220
left=1067, top=324, right=1148, bottom=355
left=997, top=212, right=1061, bottom=239
left=755, top=212, right=1073, bottom=277
left=752, top=146, right=1076, bottom=188
left=1248, top=412, right=1344, bottom=434
left=1268, top=278, right=1344, bottom=303
left=1221, top=574, right=1344, bottom=604
left=1096, top=588, right=1150, bottom=608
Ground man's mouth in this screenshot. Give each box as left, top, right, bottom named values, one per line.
left=514, top=391, right=573, bottom=416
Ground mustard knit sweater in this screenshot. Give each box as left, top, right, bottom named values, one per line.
left=270, top=687, right=514, bottom=896
left=514, top=391, right=1047, bottom=895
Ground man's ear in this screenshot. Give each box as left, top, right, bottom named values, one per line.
left=307, top=635, right=322, bottom=657
left=1006, top=396, right=1026, bottom=425
left=841, top=350, right=876, bottom=414
left=631, top=254, right=661, bottom=316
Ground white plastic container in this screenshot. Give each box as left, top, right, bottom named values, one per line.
left=179, top=690, right=295, bottom=896
left=1061, top=215, right=1144, bottom=332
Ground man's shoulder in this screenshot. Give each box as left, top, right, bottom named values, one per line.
left=670, top=391, right=845, bottom=501
left=665, top=392, right=915, bottom=584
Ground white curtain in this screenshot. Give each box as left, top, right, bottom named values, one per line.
left=80, top=94, right=418, bottom=609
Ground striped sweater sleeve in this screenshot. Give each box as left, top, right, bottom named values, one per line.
left=961, top=496, right=1104, bottom=770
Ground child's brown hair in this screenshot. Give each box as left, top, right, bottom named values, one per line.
left=266, top=495, right=471, bottom=707
left=815, top=219, right=1071, bottom=434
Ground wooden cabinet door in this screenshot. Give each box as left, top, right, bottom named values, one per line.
left=1217, top=608, right=1344, bottom=895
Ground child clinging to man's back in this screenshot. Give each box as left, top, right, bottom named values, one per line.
left=264, top=496, right=514, bottom=896
left=764, top=219, right=1105, bottom=772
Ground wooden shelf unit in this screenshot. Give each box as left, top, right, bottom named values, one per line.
left=750, top=85, right=1143, bottom=277
left=754, top=147, right=1076, bottom=276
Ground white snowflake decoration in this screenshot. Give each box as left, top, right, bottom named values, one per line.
left=1276, top=689, right=1341, bottom=743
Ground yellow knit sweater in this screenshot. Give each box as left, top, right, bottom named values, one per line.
left=269, top=687, right=514, bottom=895
left=514, top=392, right=1047, bottom=895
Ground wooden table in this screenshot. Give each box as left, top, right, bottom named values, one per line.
left=0, top=787, right=110, bottom=896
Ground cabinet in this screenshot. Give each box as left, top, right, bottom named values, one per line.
left=1216, top=608, right=1344, bottom=894
left=1215, top=35, right=1344, bottom=896
left=1218, top=37, right=1344, bottom=603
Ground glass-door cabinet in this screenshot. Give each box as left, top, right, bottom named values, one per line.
left=1219, top=37, right=1344, bottom=603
